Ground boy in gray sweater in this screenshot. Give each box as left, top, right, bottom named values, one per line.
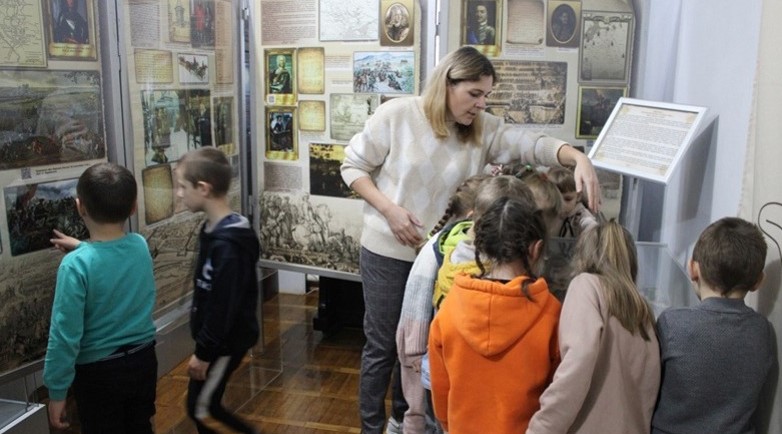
left=652, top=217, right=776, bottom=434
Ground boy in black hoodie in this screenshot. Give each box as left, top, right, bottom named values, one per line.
left=176, top=147, right=260, bottom=434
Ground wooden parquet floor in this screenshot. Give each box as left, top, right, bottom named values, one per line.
left=54, top=290, right=372, bottom=433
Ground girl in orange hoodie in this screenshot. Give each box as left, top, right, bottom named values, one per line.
left=428, top=196, right=561, bottom=434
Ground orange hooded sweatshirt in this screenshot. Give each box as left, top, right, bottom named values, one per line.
left=428, top=273, right=561, bottom=434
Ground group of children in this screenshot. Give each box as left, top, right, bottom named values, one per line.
left=395, top=167, right=776, bottom=434
left=39, top=150, right=775, bottom=434
left=42, top=147, right=261, bottom=434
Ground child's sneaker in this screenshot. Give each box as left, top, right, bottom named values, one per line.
left=386, top=416, right=403, bottom=434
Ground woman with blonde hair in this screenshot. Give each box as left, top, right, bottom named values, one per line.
left=527, top=221, right=660, bottom=434
left=341, top=45, right=600, bottom=433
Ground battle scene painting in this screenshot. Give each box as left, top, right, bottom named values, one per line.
left=0, top=70, right=105, bottom=170
left=4, top=178, right=87, bottom=256
left=260, top=191, right=361, bottom=274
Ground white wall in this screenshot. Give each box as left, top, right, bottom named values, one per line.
left=631, top=0, right=762, bottom=260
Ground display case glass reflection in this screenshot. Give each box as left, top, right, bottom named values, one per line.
left=544, top=238, right=696, bottom=316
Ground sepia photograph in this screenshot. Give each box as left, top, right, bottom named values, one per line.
left=380, top=0, right=414, bottom=46
left=547, top=1, right=580, bottom=48
left=353, top=51, right=415, bottom=94
left=0, top=70, right=105, bottom=170
left=576, top=86, right=626, bottom=139
left=309, top=143, right=360, bottom=199
left=330, top=93, right=380, bottom=141
left=190, top=0, right=215, bottom=48
left=266, top=107, right=297, bottom=160
left=177, top=53, right=209, bottom=84
left=140, top=89, right=212, bottom=166
left=4, top=178, right=88, bottom=256
left=486, top=60, right=567, bottom=125
left=45, top=0, right=96, bottom=59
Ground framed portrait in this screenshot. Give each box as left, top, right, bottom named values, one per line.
left=266, top=107, right=297, bottom=160
left=265, top=48, right=296, bottom=106
left=547, top=1, right=580, bottom=48
left=576, top=86, right=626, bottom=139
left=462, top=0, right=501, bottom=57
left=45, top=0, right=97, bottom=60
left=380, top=0, right=414, bottom=46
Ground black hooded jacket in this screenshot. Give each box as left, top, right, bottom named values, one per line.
left=190, top=213, right=260, bottom=362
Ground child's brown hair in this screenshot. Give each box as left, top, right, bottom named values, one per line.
left=178, top=147, right=232, bottom=197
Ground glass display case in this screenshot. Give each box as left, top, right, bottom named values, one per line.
left=545, top=238, right=697, bottom=316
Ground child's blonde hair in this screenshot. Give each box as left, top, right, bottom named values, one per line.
left=572, top=221, right=655, bottom=340
left=521, top=172, right=562, bottom=233
left=472, top=175, right=536, bottom=220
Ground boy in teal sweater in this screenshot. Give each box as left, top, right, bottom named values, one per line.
left=44, top=162, right=157, bottom=433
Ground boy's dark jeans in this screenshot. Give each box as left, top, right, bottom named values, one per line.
left=73, top=341, right=158, bottom=434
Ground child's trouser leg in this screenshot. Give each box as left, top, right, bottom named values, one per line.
left=186, top=351, right=257, bottom=434
left=400, top=355, right=427, bottom=433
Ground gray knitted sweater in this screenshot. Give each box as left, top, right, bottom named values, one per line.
left=652, top=297, right=775, bottom=434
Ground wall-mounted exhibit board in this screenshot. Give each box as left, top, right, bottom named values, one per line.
left=253, top=0, right=423, bottom=276
left=0, top=0, right=107, bottom=374
left=120, top=0, right=244, bottom=319
left=443, top=0, right=635, bottom=220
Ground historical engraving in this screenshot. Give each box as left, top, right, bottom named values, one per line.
left=486, top=60, right=567, bottom=125
left=329, top=93, right=379, bottom=141
left=580, top=11, right=633, bottom=83
left=576, top=86, right=626, bottom=139
left=260, top=191, right=361, bottom=274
